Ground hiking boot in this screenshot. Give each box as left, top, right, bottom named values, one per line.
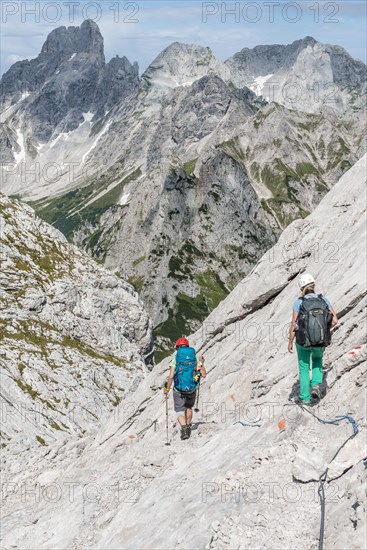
left=311, top=385, right=321, bottom=399
left=186, top=424, right=192, bottom=438
left=291, top=396, right=312, bottom=406
left=301, top=399, right=312, bottom=406
left=180, top=426, right=189, bottom=440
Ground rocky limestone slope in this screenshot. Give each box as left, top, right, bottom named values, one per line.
left=0, top=193, right=153, bottom=454
left=1, top=156, right=365, bottom=549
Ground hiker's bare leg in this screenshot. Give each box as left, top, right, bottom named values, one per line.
left=186, top=408, right=193, bottom=425
left=177, top=407, right=193, bottom=427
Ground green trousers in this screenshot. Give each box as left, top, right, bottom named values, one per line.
left=296, top=344, right=324, bottom=401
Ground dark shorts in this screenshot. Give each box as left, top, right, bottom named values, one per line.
left=173, top=389, right=196, bottom=412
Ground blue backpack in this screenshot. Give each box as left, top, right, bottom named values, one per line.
left=174, top=346, right=199, bottom=393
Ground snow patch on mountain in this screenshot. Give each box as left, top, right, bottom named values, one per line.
left=13, top=129, right=25, bottom=165
left=119, top=192, right=130, bottom=205
left=249, top=73, right=273, bottom=97
left=82, top=111, right=94, bottom=122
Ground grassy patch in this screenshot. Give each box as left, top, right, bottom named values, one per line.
left=112, top=395, right=122, bottom=407
left=133, top=255, right=146, bottom=267
left=127, top=275, right=145, bottom=293
left=183, top=158, right=198, bottom=178
left=61, top=335, right=125, bottom=366
left=2, top=319, right=124, bottom=367
left=295, top=162, right=320, bottom=177
left=11, top=236, right=69, bottom=282
left=50, top=422, right=62, bottom=430
left=195, top=269, right=229, bottom=310
left=219, top=138, right=245, bottom=163
left=154, top=269, right=229, bottom=361
left=86, top=228, right=104, bottom=250
left=17, top=379, right=39, bottom=399
left=340, top=159, right=351, bottom=171
left=168, top=240, right=204, bottom=281
left=32, top=166, right=141, bottom=239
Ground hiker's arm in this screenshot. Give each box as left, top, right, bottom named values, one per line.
left=329, top=306, right=338, bottom=327
left=288, top=311, right=298, bottom=353
left=164, top=366, right=175, bottom=393
left=198, top=356, right=207, bottom=378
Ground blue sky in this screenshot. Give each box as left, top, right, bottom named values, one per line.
left=1, top=1, right=366, bottom=75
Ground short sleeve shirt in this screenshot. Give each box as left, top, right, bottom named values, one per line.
left=293, top=294, right=331, bottom=313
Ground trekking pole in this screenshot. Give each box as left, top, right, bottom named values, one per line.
left=195, top=356, right=204, bottom=412
left=165, top=393, right=170, bottom=446
left=194, top=379, right=201, bottom=412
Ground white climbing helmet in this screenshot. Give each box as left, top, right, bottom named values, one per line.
left=299, top=273, right=315, bottom=289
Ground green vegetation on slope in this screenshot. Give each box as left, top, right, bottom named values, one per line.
left=154, top=269, right=229, bottom=362
left=31, top=166, right=142, bottom=238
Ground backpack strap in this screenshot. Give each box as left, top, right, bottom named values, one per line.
left=317, top=293, right=331, bottom=310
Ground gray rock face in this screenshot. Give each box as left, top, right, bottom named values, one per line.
left=225, top=37, right=367, bottom=114
left=141, top=42, right=230, bottom=92
left=41, top=19, right=104, bottom=58
left=0, top=19, right=139, bottom=141
left=0, top=193, right=153, bottom=453
left=227, top=36, right=318, bottom=80
left=0, top=123, right=19, bottom=163
left=1, top=155, right=365, bottom=550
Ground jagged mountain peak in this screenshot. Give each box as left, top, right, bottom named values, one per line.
left=301, top=35, right=318, bottom=43
left=107, top=54, right=139, bottom=73
left=142, top=41, right=229, bottom=90
left=41, top=19, right=104, bottom=59
left=153, top=41, right=214, bottom=58
left=0, top=19, right=139, bottom=141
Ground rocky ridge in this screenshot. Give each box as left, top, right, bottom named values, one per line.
left=0, top=193, right=153, bottom=453
left=226, top=36, right=367, bottom=114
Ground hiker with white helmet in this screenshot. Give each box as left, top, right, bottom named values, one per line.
left=163, top=337, right=206, bottom=440
left=288, top=273, right=338, bottom=404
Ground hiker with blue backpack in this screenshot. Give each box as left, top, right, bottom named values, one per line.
left=288, top=273, right=338, bottom=405
left=163, top=337, right=206, bottom=440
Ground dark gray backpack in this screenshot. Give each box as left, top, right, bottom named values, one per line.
left=296, top=294, right=332, bottom=348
